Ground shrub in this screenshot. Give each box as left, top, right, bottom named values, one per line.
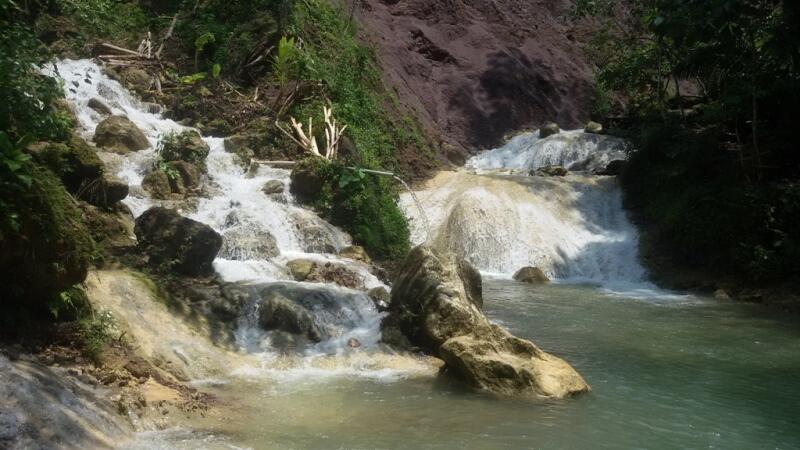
left=291, top=157, right=410, bottom=260
left=156, top=130, right=209, bottom=164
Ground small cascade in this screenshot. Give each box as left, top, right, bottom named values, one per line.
left=51, top=59, right=405, bottom=377
left=401, top=129, right=649, bottom=287
left=467, top=129, right=629, bottom=173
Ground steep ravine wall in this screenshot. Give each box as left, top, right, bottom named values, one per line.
left=355, top=0, right=594, bottom=159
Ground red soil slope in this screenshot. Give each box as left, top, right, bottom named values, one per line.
left=356, top=0, right=594, bottom=160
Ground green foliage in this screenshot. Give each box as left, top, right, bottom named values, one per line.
left=79, top=309, right=118, bottom=364
left=0, top=132, right=34, bottom=233
left=289, top=0, right=433, bottom=172
left=194, top=31, right=216, bottom=68
left=292, top=158, right=410, bottom=260
left=156, top=130, right=207, bottom=163
left=0, top=20, right=72, bottom=142
left=584, top=1, right=800, bottom=283
left=56, top=0, right=149, bottom=45
left=272, top=35, right=299, bottom=88
left=179, top=72, right=207, bottom=84
left=156, top=160, right=179, bottom=180
left=1, top=162, right=95, bottom=305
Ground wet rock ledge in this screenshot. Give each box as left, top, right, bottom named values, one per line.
left=382, top=246, right=589, bottom=399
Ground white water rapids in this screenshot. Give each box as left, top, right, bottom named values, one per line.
left=50, top=59, right=434, bottom=382
left=400, top=128, right=658, bottom=294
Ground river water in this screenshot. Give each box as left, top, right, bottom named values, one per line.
left=50, top=60, right=800, bottom=449
left=129, top=280, right=800, bottom=450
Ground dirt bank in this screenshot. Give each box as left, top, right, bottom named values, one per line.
left=356, top=0, right=594, bottom=160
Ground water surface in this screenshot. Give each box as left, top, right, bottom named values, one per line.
left=147, top=280, right=800, bottom=450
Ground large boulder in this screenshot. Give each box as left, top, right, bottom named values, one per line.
left=107, top=66, right=152, bottom=94
left=258, top=291, right=323, bottom=342
left=0, top=164, right=95, bottom=306
left=166, top=161, right=201, bottom=191
left=513, top=266, right=550, bottom=284
left=93, top=116, right=149, bottom=153
left=383, top=246, right=588, bottom=399
left=134, top=207, right=222, bottom=276
left=220, top=228, right=279, bottom=260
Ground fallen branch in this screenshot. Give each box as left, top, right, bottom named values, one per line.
left=156, top=13, right=179, bottom=60
left=278, top=105, right=347, bottom=160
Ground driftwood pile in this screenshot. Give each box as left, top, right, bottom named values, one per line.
left=96, top=14, right=178, bottom=93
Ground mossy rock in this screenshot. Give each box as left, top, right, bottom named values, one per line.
left=27, top=134, right=105, bottom=192
left=539, top=122, right=560, bottom=138
left=290, top=157, right=331, bottom=203
left=158, top=130, right=210, bottom=167
left=0, top=163, right=95, bottom=307
left=94, top=116, right=150, bottom=153
left=79, top=174, right=129, bottom=207
left=142, top=170, right=172, bottom=199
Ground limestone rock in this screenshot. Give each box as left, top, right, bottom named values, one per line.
left=220, top=228, right=279, bottom=260
left=94, top=116, right=149, bottom=153
left=79, top=202, right=135, bottom=249
left=513, top=267, right=550, bottom=284
left=458, top=259, right=483, bottom=308
left=534, top=165, right=568, bottom=177
left=339, top=245, right=371, bottom=264
left=286, top=259, right=363, bottom=290
left=166, top=161, right=201, bottom=192
left=384, top=246, right=588, bottom=399
left=141, top=170, right=172, bottom=199
left=539, top=122, right=560, bottom=138
left=258, top=291, right=322, bottom=342
left=108, top=66, right=152, bottom=94
left=223, top=135, right=255, bottom=169
left=584, top=121, right=603, bottom=134
left=262, top=180, right=285, bottom=195
left=367, top=286, right=391, bottom=312
left=440, top=330, right=590, bottom=399
left=88, top=97, right=112, bottom=115
left=595, top=159, right=626, bottom=176
left=286, top=259, right=315, bottom=281
left=134, top=207, right=222, bottom=276
left=141, top=102, right=163, bottom=114
left=81, top=174, right=129, bottom=207
left=297, top=224, right=338, bottom=254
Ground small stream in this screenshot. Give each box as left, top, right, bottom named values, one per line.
left=49, top=60, right=800, bottom=449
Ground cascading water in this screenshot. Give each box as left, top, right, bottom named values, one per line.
left=50, top=59, right=433, bottom=382
left=401, top=129, right=651, bottom=289
left=466, top=129, right=629, bottom=173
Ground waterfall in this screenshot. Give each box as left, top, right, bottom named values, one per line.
left=466, top=129, right=629, bottom=173
left=51, top=59, right=399, bottom=371
left=401, top=130, right=650, bottom=288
